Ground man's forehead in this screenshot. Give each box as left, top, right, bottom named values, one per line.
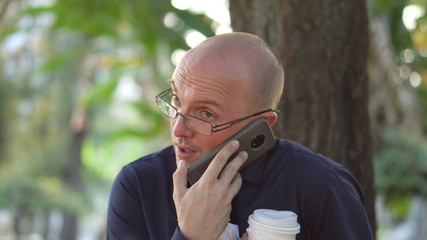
left=168, top=49, right=252, bottom=110
left=169, top=79, right=223, bottom=108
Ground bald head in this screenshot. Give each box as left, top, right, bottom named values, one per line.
left=182, top=32, right=284, bottom=110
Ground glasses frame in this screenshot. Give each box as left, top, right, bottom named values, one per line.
left=155, top=88, right=279, bottom=135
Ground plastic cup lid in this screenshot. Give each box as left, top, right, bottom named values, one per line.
left=248, top=214, right=300, bottom=235
left=252, top=209, right=299, bottom=228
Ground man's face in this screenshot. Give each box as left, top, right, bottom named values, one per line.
left=169, top=52, right=252, bottom=166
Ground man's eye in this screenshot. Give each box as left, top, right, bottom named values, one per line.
left=202, top=111, right=215, bottom=120
left=172, top=95, right=180, bottom=105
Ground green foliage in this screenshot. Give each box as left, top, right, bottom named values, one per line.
left=372, top=0, right=427, bottom=223
left=0, top=78, right=9, bottom=164
left=0, top=26, right=18, bottom=42
left=82, top=70, right=122, bottom=108
left=27, top=0, right=215, bottom=54
left=0, top=176, right=86, bottom=214
left=385, top=195, right=412, bottom=221
left=41, top=43, right=88, bottom=72
left=375, top=128, right=427, bottom=199
left=417, top=85, right=427, bottom=133
left=0, top=0, right=215, bottom=233
left=373, top=0, right=413, bottom=52
left=372, top=0, right=427, bottom=78
left=110, top=101, right=165, bottom=138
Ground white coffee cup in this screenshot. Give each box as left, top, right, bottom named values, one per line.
left=246, top=209, right=300, bottom=240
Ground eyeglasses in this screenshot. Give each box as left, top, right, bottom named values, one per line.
left=155, top=88, right=278, bottom=135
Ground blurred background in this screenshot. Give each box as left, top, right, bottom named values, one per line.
left=0, top=0, right=426, bottom=239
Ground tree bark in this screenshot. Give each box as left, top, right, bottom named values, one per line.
left=230, top=0, right=376, bottom=235
left=229, top=0, right=283, bottom=58
left=60, top=53, right=94, bottom=240
left=61, top=127, right=85, bottom=240
left=61, top=114, right=86, bottom=240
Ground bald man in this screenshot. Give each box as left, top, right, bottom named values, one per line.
left=107, top=33, right=374, bottom=240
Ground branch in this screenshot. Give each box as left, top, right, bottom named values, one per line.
left=0, top=1, right=12, bottom=27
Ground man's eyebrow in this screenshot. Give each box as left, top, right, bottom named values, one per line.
left=168, top=79, right=178, bottom=93
left=195, top=99, right=222, bottom=110
left=168, top=79, right=175, bottom=87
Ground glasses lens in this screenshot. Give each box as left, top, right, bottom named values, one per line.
left=156, top=89, right=213, bottom=135
left=184, top=117, right=212, bottom=135
left=156, top=92, right=176, bottom=118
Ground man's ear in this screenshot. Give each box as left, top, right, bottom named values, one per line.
left=263, top=111, right=278, bottom=126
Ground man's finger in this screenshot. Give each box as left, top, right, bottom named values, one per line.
left=172, top=160, right=189, bottom=202
left=227, top=172, right=243, bottom=200
left=219, top=151, right=247, bottom=185
left=202, top=140, right=240, bottom=180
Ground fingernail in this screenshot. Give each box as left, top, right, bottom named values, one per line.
left=178, top=160, right=183, bottom=168
left=241, top=151, right=248, bottom=158
left=231, top=140, right=239, bottom=148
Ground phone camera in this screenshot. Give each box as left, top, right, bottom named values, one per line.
left=250, top=135, right=265, bottom=149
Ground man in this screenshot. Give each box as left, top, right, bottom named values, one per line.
left=107, top=32, right=374, bottom=240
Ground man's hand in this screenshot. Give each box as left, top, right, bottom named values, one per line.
left=173, top=140, right=247, bottom=240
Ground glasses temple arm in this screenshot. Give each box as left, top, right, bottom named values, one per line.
left=211, top=109, right=278, bottom=132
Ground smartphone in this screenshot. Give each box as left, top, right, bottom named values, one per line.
left=187, top=118, right=276, bottom=185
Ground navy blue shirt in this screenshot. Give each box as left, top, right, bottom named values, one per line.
left=107, top=139, right=374, bottom=239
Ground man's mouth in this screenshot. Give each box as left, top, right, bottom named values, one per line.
left=175, top=144, right=198, bottom=162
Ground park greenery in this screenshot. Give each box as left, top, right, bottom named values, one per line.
left=0, top=0, right=426, bottom=238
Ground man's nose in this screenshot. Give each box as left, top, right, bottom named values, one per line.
left=172, top=114, right=194, bottom=138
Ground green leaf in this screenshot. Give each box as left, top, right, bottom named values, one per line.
left=82, top=71, right=122, bottom=108
left=41, top=43, right=87, bottom=71
left=108, top=101, right=166, bottom=140
left=0, top=27, right=19, bottom=42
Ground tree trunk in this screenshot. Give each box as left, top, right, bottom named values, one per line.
left=61, top=117, right=86, bottom=240
left=60, top=53, right=93, bottom=240
left=230, top=0, right=376, bottom=235
left=12, top=207, right=22, bottom=240
left=42, top=211, right=50, bottom=240
left=61, top=213, right=78, bottom=240
left=229, top=0, right=283, bottom=58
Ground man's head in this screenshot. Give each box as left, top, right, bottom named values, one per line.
left=166, top=32, right=284, bottom=166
